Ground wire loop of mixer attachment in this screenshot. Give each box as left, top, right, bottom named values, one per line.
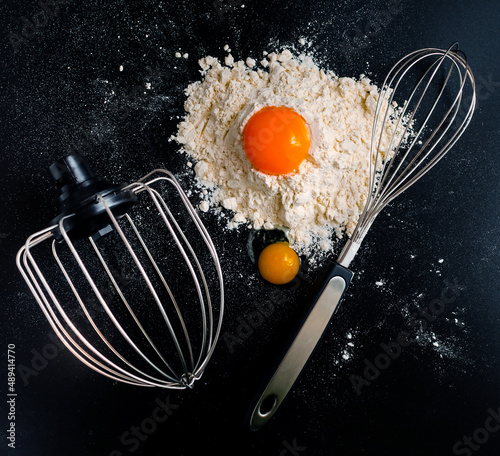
left=17, top=161, right=224, bottom=389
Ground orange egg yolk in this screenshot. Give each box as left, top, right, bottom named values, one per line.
left=242, top=106, right=311, bottom=175
left=258, top=242, right=300, bottom=285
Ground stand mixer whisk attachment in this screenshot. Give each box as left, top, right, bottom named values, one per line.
left=17, top=153, right=224, bottom=389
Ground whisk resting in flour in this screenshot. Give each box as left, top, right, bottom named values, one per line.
left=249, top=43, right=476, bottom=430
left=338, top=43, right=476, bottom=265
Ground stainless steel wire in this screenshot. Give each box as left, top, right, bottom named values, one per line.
left=17, top=169, right=224, bottom=389
left=338, top=43, right=476, bottom=267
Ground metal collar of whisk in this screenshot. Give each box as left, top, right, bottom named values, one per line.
left=17, top=153, right=224, bottom=390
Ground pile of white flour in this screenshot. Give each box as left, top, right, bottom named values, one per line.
left=173, top=48, right=398, bottom=252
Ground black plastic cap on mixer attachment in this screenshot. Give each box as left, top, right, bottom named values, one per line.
left=49, top=153, right=137, bottom=241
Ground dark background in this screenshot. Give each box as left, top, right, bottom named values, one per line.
left=1, top=1, right=500, bottom=455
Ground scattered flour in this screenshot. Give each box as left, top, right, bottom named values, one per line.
left=173, top=48, right=400, bottom=252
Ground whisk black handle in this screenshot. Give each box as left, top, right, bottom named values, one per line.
left=248, top=261, right=353, bottom=431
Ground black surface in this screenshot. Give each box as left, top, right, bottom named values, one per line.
left=1, top=1, right=500, bottom=455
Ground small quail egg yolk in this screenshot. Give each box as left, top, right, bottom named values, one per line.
left=258, top=242, right=300, bottom=285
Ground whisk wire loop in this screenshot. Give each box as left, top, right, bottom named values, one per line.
left=58, top=215, right=181, bottom=385
left=17, top=168, right=225, bottom=389
left=146, top=186, right=211, bottom=373
left=378, top=48, right=468, bottom=208
left=338, top=44, right=475, bottom=268
left=98, top=189, right=193, bottom=377
left=87, top=235, right=181, bottom=381
left=20, top=230, right=167, bottom=387
left=130, top=169, right=225, bottom=377
left=119, top=214, right=193, bottom=372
